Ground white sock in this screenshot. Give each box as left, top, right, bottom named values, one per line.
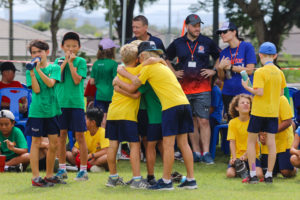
left=203, top=152, right=209, bottom=156
left=187, top=177, right=195, bottom=181
left=59, top=163, right=66, bottom=170
left=80, top=165, right=87, bottom=172
left=162, top=178, right=171, bottom=184
left=250, top=170, right=256, bottom=177
left=195, top=152, right=201, bottom=157
left=265, top=171, right=273, bottom=178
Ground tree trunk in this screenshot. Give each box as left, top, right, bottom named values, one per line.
left=212, top=0, right=219, bottom=46
left=8, top=0, right=13, bottom=60
left=116, top=0, right=135, bottom=44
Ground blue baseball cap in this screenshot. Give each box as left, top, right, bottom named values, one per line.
left=259, top=42, right=277, bottom=55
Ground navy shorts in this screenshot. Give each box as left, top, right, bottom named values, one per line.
left=106, top=120, right=140, bottom=142
left=25, top=117, right=60, bottom=137
left=162, top=104, right=194, bottom=137
left=228, top=158, right=261, bottom=169
left=59, top=108, right=87, bottom=132
left=261, top=149, right=294, bottom=175
left=94, top=100, right=111, bottom=113
left=247, top=115, right=278, bottom=134
left=147, top=123, right=162, bottom=141
left=137, top=109, right=148, bottom=137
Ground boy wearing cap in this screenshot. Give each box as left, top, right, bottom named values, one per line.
left=242, top=42, right=286, bottom=184
left=0, top=110, right=29, bottom=171
left=105, top=43, right=149, bottom=189
left=90, top=38, right=119, bottom=127
left=115, top=41, right=197, bottom=190
left=54, top=32, right=89, bottom=181
left=166, top=14, right=220, bottom=164
left=25, top=39, right=63, bottom=187
left=0, top=62, right=27, bottom=113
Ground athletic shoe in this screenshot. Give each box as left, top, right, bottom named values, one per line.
left=202, top=153, right=214, bottom=165
left=130, top=178, right=150, bottom=189
left=177, top=179, right=198, bottom=189
left=74, top=170, right=88, bottom=181
left=264, top=176, right=273, bottom=184
left=44, top=176, right=67, bottom=184
left=242, top=176, right=259, bottom=184
left=32, top=177, right=54, bottom=187
left=90, top=165, right=105, bottom=173
left=171, top=171, right=183, bottom=183
left=148, top=178, right=174, bottom=190
left=55, top=169, right=68, bottom=179
left=174, top=151, right=183, bottom=161
left=192, top=152, right=201, bottom=162
left=106, top=176, right=126, bottom=187
left=5, top=164, right=23, bottom=172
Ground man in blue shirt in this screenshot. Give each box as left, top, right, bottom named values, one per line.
left=166, top=14, right=220, bottom=164
left=127, top=15, right=166, bottom=53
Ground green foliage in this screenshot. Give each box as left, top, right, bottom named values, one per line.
left=278, top=54, right=300, bottom=83
left=75, top=21, right=98, bottom=35
left=59, top=18, right=77, bottom=30
left=32, top=21, right=50, bottom=31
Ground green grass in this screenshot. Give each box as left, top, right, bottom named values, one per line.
left=1, top=149, right=300, bottom=200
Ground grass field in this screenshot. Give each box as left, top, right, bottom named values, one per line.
left=1, top=149, right=300, bottom=200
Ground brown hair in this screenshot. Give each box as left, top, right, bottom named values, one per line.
left=133, top=15, right=148, bottom=26
left=28, top=40, right=49, bottom=53
left=229, top=94, right=252, bottom=118
left=97, top=46, right=115, bottom=59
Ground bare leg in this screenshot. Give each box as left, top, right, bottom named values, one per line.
left=188, top=117, right=201, bottom=153
left=226, top=167, right=236, bottom=178
left=90, top=155, right=108, bottom=166
left=162, top=135, right=176, bottom=180
left=6, top=153, right=30, bottom=166
left=266, top=133, right=276, bottom=173
left=197, top=117, right=211, bottom=153
left=30, top=137, right=42, bottom=178
left=58, top=130, right=68, bottom=165
left=290, top=155, right=300, bottom=168
left=66, top=151, right=76, bottom=165
left=107, top=140, right=119, bottom=175
left=101, top=113, right=107, bottom=128
left=75, top=131, right=88, bottom=166
left=177, top=133, right=194, bottom=178
left=247, top=133, right=258, bottom=172
left=129, top=142, right=141, bottom=177
left=146, top=141, right=158, bottom=176
left=45, top=134, right=58, bottom=178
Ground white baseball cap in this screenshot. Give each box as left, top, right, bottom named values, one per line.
left=0, top=110, right=15, bottom=121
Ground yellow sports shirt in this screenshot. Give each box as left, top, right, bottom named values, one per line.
left=227, top=117, right=260, bottom=158
left=261, top=96, right=294, bottom=154
left=107, top=65, right=142, bottom=121
left=138, top=63, right=189, bottom=111
left=251, top=64, right=286, bottom=117
left=74, top=127, right=109, bottom=154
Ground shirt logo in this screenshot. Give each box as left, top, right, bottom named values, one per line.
left=198, top=45, right=205, bottom=53
left=31, top=128, right=40, bottom=132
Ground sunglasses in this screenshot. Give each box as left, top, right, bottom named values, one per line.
left=218, top=30, right=229, bottom=35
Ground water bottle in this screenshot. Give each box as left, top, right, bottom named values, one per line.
left=240, top=70, right=252, bottom=87
left=58, top=58, right=65, bottom=82
left=25, top=57, right=41, bottom=70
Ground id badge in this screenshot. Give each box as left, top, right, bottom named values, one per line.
left=188, top=61, right=196, bottom=68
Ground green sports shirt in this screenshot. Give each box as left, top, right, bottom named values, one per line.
left=91, top=59, right=117, bottom=101
left=55, top=57, right=87, bottom=109
left=26, top=64, right=62, bottom=118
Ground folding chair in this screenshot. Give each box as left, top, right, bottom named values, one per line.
left=210, top=124, right=229, bottom=159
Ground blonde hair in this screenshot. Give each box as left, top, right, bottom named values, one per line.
left=120, top=44, right=138, bottom=65
left=130, top=40, right=143, bottom=47
left=140, top=51, right=160, bottom=60
left=229, top=94, right=253, bottom=118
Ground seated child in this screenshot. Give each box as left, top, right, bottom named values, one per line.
left=0, top=110, right=30, bottom=171
left=66, top=107, right=109, bottom=172
left=290, top=125, right=300, bottom=168
left=226, top=94, right=263, bottom=179
left=259, top=96, right=296, bottom=178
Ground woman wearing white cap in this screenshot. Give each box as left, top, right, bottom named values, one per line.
left=90, top=38, right=119, bottom=127
left=216, top=22, right=257, bottom=121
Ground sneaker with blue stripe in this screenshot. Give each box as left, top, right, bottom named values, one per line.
left=55, top=169, right=68, bottom=179
left=148, top=178, right=174, bottom=190
left=74, top=170, right=88, bottom=181
left=177, top=179, right=198, bottom=189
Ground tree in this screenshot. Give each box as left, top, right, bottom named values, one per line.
left=34, top=0, right=99, bottom=61
left=224, top=0, right=300, bottom=51
left=33, top=21, right=50, bottom=31
left=101, top=0, right=158, bottom=43
left=76, top=21, right=98, bottom=35
left=189, top=0, right=220, bottom=46
left=59, top=17, right=77, bottom=30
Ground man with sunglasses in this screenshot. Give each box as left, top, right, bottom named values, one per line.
left=216, top=22, right=257, bottom=121
left=166, top=14, right=220, bottom=164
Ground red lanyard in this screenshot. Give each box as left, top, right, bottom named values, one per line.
left=229, top=41, right=240, bottom=65
left=187, top=41, right=198, bottom=61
